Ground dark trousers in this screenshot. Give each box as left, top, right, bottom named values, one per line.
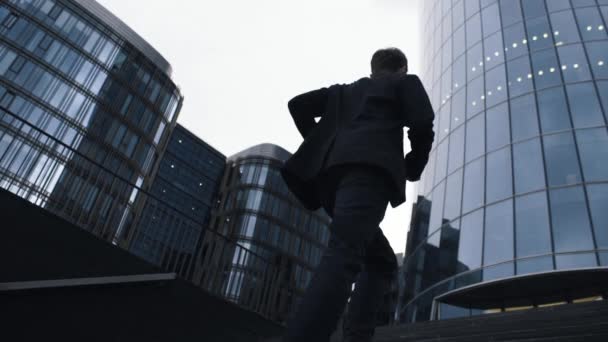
left=282, top=163, right=398, bottom=342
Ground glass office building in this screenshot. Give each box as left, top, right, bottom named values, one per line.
left=194, top=143, right=331, bottom=321
left=398, top=0, right=608, bottom=323
left=0, top=0, right=182, bottom=243
left=130, top=124, right=225, bottom=277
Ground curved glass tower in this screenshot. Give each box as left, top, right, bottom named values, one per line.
left=398, top=0, right=608, bottom=323
left=0, top=0, right=182, bottom=243
left=195, top=143, right=331, bottom=321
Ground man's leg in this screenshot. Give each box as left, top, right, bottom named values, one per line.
left=282, top=165, right=391, bottom=342
left=342, top=228, right=398, bottom=342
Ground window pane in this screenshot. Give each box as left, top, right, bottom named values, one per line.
left=448, top=125, right=465, bottom=173
left=586, top=41, right=608, bottom=79
left=484, top=199, right=514, bottom=265
left=576, top=128, right=608, bottom=182
left=483, top=262, right=514, bottom=281
left=486, top=102, right=510, bottom=151
left=531, top=49, right=562, bottom=89
left=482, top=3, right=501, bottom=37
left=526, top=16, right=554, bottom=52
left=434, top=140, right=448, bottom=185
left=543, top=132, right=582, bottom=186
left=462, top=157, right=485, bottom=213
left=566, top=83, right=605, bottom=128
left=546, top=0, right=570, bottom=12
left=467, top=76, right=484, bottom=117
left=453, top=25, right=466, bottom=59
left=465, top=113, right=485, bottom=162
left=467, top=43, right=484, bottom=82
left=513, top=138, right=545, bottom=194
left=575, top=7, right=607, bottom=41
left=515, top=191, right=552, bottom=258
left=465, top=0, right=480, bottom=19
left=429, top=181, right=446, bottom=234
left=503, top=23, right=527, bottom=60
left=537, top=87, right=571, bottom=133
left=499, top=0, right=523, bottom=27
left=522, top=0, right=546, bottom=19
left=466, top=13, right=482, bottom=48
left=457, top=209, right=484, bottom=272
left=550, top=10, right=581, bottom=45
left=444, top=169, right=463, bottom=221
left=558, top=44, right=592, bottom=83
left=484, top=31, right=505, bottom=70
left=485, top=64, right=507, bottom=107
left=508, top=56, right=534, bottom=97
left=556, top=253, right=597, bottom=270
left=587, top=184, right=608, bottom=249
left=517, top=256, right=553, bottom=275
left=486, top=147, right=512, bottom=203
left=550, top=186, right=595, bottom=253
left=451, top=87, right=466, bottom=125
left=510, top=94, right=540, bottom=141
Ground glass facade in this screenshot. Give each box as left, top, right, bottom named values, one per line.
left=0, top=0, right=182, bottom=244
left=195, top=143, right=331, bottom=322
left=130, top=124, right=226, bottom=276
left=398, top=0, right=608, bottom=323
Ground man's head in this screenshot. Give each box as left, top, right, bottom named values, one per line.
left=370, top=47, right=408, bottom=78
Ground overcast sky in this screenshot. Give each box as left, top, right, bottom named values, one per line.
left=97, top=0, right=421, bottom=254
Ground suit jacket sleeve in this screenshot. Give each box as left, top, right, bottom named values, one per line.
left=288, top=87, right=329, bottom=139
left=399, top=75, right=436, bottom=182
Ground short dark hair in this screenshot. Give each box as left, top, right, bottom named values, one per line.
left=371, top=48, right=408, bottom=76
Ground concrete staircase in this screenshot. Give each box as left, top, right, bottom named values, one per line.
left=373, top=300, right=608, bottom=341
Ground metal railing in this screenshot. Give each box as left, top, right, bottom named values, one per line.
left=0, top=105, right=294, bottom=323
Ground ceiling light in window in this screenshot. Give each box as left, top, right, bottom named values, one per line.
left=472, top=101, right=477, bottom=106
left=556, top=41, right=564, bottom=46
left=599, top=25, right=604, bottom=31
left=532, top=36, right=538, bottom=41
left=486, top=57, right=491, bottom=61
left=487, top=91, right=493, bottom=96
left=599, top=61, right=604, bottom=66
left=550, top=67, right=556, bottom=72
left=497, top=86, right=502, bottom=91
left=573, top=64, right=579, bottom=69
left=587, top=26, right=592, bottom=31
left=543, top=33, right=548, bottom=39
left=562, top=65, right=567, bottom=70
left=472, top=67, right=476, bottom=72
left=554, top=31, right=560, bottom=36
left=538, top=70, right=544, bottom=76
left=522, top=39, right=527, bottom=44
left=494, top=51, right=500, bottom=57
left=517, top=77, right=522, bottom=82
left=512, top=43, right=518, bottom=48
left=527, top=74, right=532, bottom=79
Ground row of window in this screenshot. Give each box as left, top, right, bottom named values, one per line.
left=423, top=127, right=608, bottom=225
left=5, top=0, right=180, bottom=121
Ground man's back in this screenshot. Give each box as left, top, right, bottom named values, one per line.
left=281, top=73, right=435, bottom=211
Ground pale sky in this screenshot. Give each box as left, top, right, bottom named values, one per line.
left=97, top=0, right=421, bottom=254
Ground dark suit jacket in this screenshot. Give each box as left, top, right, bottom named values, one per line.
left=280, top=73, right=435, bottom=211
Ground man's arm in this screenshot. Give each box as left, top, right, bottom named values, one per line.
left=399, top=75, right=435, bottom=182
left=288, top=87, right=329, bottom=138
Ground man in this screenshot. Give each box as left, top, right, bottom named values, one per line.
left=279, top=47, right=435, bottom=342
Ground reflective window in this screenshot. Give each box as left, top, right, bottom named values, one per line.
left=513, top=138, right=545, bottom=194
left=482, top=3, right=501, bottom=37
left=451, top=88, right=466, bottom=127
left=499, top=0, right=523, bottom=27
left=550, top=186, right=595, bottom=253
left=452, top=55, right=466, bottom=97
left=485, top=64, right=507, bottom=107
left=453, top=0, right=465, bottom=30
left=515, top=191, right=552, bottom=258
left=543, top=132, right=582, bottom=186
left=546, top=0, right=570, bottom=12
left=484, top=31, right=505, bottom=70
left=484, top=199, right=514, bottom=265
left=526, top=16, right=554, bottom=52
left=507, top=56, right=534, bottom=97
left=444, top=169, right=463, bottom=221
left=599, top=81, right=608, bottom=116
left=453, top=25, right=466, bottom=59
left=575, top=7, right=607, bottom=41
left=434, top=140, right=448, bottom=185
left=558, top=44, right=592, bottom=83
left=467, top=43, right=483, bottom=82
left=566, top=83, right=605, bottom=128
left=586, top=41, right=608, bottom=79
left=467, top=76, right=484, bottom=117
left=429, top=181, right=446, bottom=234
left=550, top=10, right=581, bottom=45
left=483, top=262, right=514, bottom=281
left=462, top=157, right=485, bottom=213
left=457, top=208, right=484, bottom=272
left=510, top=94, right=540, bottom=142
left=531, top=49, right=562, bottom=89
left=465, top=113, right=485, bottom=163
left=517, top=256, right=553, bottom=275
left=465, top=0, right=480, bottom=19
left=448, top=125, right=465, bottom=173
left=486, top=147, right=512, bottom=203
left=556, top=253, right=597, bottom=270
left=467, top=13, right=482, bottom=48
left=587, top=184, right=608, bottom=249
left=576, top=128, right=608, bottom=182
left=537, top=87, right=571, bottom=133
left=522, top=0, right=546, bottom=19
left=503, top=23, right=527, bottom=60
left=486, top=102, right=510, bottom=151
